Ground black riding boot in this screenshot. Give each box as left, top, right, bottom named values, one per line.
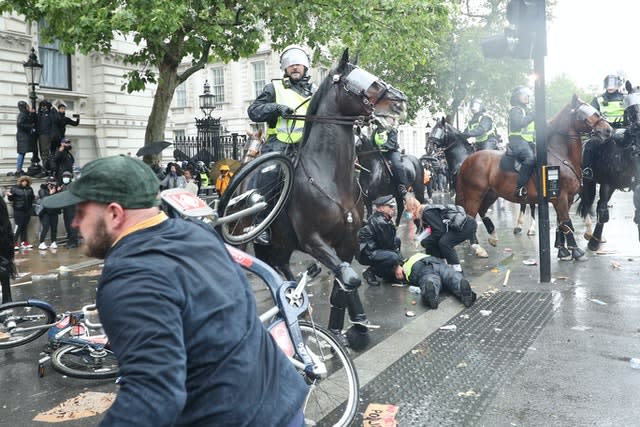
left=515, top=164, right=533, bottom=198
left=582, top=140, right=594, bottom=180
left=328, top=283, right=349, bottom=348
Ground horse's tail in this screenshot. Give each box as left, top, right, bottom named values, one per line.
left=577, top=180, right=597, bottom=218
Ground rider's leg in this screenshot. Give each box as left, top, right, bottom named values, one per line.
left=385, top=150, right=411, bottom=199
left=513, top=139, right=535, bottom=198
left=582, top=139, right=594, bottom=180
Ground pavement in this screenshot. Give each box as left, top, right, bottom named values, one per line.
left=2, top=190, right=640, bottom=426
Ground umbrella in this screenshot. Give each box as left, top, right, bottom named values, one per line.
left=210, top=158, right=241, bottom=182
left=136, top=141, right=172, bottom=157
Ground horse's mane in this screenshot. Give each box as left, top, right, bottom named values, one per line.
left=547, top=101, right=574, bottom=132
left=300, top=68, right=338, bottom=146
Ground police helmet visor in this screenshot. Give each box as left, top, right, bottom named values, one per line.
left=280, top=48, right=310, bottom=70
left=344, top=68, right=388, bottom=103
left=604, top=75, right=619, bottom=90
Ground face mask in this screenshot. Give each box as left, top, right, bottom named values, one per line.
left=62, top=177, right=71, bottom=184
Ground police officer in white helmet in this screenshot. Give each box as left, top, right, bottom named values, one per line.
left=248, top=44, right=316, bottom=245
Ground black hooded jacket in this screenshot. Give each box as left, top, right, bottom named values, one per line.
left=16, top=101, right=37, bottom=154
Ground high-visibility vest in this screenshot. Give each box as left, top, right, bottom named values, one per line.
left=402, top=253, right=429, bottom=280
left=199, top=172, right=209, bottom=187
left=508, top=107, right=535, bottom=143
left=468, top=115, right=492, bottom=142
left=267, top=80, right=311, bottom=144
left=597, top=96, right=624, bottom=123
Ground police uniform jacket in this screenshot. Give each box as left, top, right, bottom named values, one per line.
left=358, top=211, right=402, bottom=263
left=247, top=77, right=314, bottom=144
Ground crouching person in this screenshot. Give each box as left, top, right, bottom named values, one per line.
left=401, top=252, right=477, bottom=309
left=357, top=194, right=403, bottom=286
left=412, top=203, right=476, bottom=274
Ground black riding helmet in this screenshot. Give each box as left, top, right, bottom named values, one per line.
left=510, top=86, right=532, bottom=107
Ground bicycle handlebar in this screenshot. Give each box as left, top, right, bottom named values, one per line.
left=81, top=304, right=103, bottom=329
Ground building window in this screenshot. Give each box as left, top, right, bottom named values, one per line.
left=173, top=129, right=186, bottom=140
left=38, top=23, right=71, bottom=90
left=175, top=82, right=187, bottom=108
left=252, top=61, right=266, bottom=98
left=210, top=68, right=225, bottom=106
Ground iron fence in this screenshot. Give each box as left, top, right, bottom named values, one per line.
left=173, top=133, right=247, bottom=164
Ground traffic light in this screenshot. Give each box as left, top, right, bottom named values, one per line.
left=481, top=0, right=539, bottom=59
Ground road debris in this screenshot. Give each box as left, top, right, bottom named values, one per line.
left=33, top=392, right=115, bottom=422
left=439, top=324, right=457, bottom=331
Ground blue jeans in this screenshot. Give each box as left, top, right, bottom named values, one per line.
left=16, top=153, right=25, bottom=172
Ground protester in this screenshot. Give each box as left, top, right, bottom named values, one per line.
left=42, top=155, right=308, bottom=426
left=215, top=164, right=233, bottom=195
left=6, top=175, right=35, bottom=250
left=14, top=101, right=37, bottom=177
left=37, top=176, right=61, bottom=250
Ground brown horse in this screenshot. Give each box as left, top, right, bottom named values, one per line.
left=455, top=95, right=613, bottom=260
left=253, top=50, right=408, bottom=347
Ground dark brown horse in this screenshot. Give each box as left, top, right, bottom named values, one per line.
left=355, top=128, right=425, bottom=225
left=456, top=95, right=613, bottom=260
left=253, top=50, right=407, bottom=347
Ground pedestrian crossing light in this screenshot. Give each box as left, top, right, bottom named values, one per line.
left=481, top=0, right=537, bottom=59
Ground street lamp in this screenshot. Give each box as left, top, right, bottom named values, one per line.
left=199, top=80, right=216, bottom=117
left=195, top=80, right=221, bottom=163
left=23, top=47, right=43, bottom=111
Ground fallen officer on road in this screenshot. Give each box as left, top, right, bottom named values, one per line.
left=400, top=252, right=476, bottom=309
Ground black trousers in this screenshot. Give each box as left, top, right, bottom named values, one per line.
left=422, top=219, right=477, bottom=265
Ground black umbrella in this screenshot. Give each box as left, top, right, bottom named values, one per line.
left=136, top=141, right=172, bottom=157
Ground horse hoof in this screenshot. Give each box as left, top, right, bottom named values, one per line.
left=513, top=227, right=522, bottom=235
left=471, top=244, right=489, bottom=258
left=527, top=229, right=536, bottom=236
left=487, top=237, right=498, bottom=247
left=572, top=247, right=586, bottom=260
left=557, top=247, right=572, bottom=261
left=583, top=232, right=592, bottom=241
left=587, top=240, right=600, bottom=252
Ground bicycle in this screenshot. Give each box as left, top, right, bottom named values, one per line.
left=0, top=301, right=118, bottom=379
left=164, top=189, right=360, bottom=427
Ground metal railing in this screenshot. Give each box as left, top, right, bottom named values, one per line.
left=173, top=133, right=247, bottom=164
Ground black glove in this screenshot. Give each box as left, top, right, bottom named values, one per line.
left=275, top=104, right=294, bottom=117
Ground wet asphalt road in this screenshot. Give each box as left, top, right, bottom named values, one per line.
left=2, top=190, right=640, bottom=426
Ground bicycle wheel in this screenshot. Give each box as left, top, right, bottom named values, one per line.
left=51, top=344, right=119, bottom=379
left=0, top=300, right=56, bottom=349
left=298, top=321, right=359, bottom=427
left=217, top=152, right=294, bottom=245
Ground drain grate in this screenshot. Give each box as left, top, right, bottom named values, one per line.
left=355, top=291, right=553, bottom=426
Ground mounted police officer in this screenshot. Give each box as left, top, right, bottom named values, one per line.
left=583, top=74, right=626, bottom=180
left=247, top=44, right=316, bottom=245
left=462, top=99, right=498, bottom=151
left=508, top=86, right=536, bottom=199
left=371, top=125, right=413, bottom=201
left=357, top=195, right=403, bottom=287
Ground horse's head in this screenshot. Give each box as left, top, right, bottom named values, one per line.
left=428, top=117, right=465, bottom=150
left=569, top=94, right=613, bottom=140
left=333, top=49, right=408, bottom=129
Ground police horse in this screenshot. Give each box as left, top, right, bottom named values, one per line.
left=577, top=82, right=640, bottom=251
left=355, top=129, right=426, bottom=225
left=455, top=95, right=612, bottom=260
left=253, top=50, right=408, bottom=348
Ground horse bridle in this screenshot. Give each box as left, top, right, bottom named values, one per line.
left=284, top=65, right=396, bottom=127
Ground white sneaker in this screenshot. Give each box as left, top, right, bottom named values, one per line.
left=38, top=242, right=48, bottom=250
left=50, top=241, right=58, bottom=249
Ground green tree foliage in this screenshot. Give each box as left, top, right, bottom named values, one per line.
left=1, top=0, right=455, bottom=144
left=546, top=73, right=592, bottom=118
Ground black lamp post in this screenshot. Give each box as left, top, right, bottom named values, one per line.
left=195, top=80, right=221, bottom=162
left=23, top=47, right=43, bottom=111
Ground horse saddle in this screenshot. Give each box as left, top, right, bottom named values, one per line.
left=499, top=148, right=534, bottom=175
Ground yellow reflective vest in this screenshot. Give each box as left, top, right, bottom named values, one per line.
left=267, top=80, right=311, bottom=144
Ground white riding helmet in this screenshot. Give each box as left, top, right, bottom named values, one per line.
left=280, top=45, right=310, bottom=71
left=604, top=74, right=622, bottom=91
